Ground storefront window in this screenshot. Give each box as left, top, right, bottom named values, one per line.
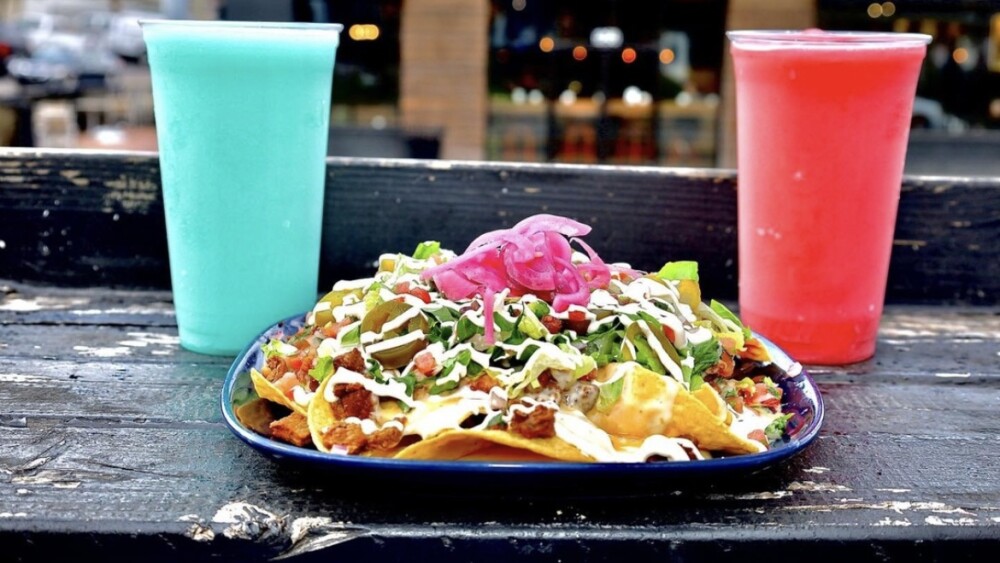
left=486, top=0, right=727, bottom=166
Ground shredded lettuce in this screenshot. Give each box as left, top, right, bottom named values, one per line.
left=413, top=240, right=441, bottom=260
left=262, top=338, right=296, bottom=359
left=584, top=327, right=624, bottom=367
left=688, top=373, right=705, bottom=392
left=493, top=312, right=516, bottom=343
left=709, top=300, right=751, bottom=338
left=765, top=413, right=794, bottom=443
left=510, top=344, right=596, bottom=396
left=340, top=325, right=361, bottom=346
left=456, top=316, right=480, bottom=341
left=429, top=349, right=475, bottom=395
left=308, top=356, right=334, bottom=382
left=596, top=377, right=624, bottom=413
left=363, top=281, right=385, bottom=313
left=631, top=332, right=666, bottom=375
left=426, top=307, right=458, bottom=324
left=528, top=300, right=551, bottom=318
left=517, top=306, right=548, bottom=340
left=657, top=260, right=699, bottom=281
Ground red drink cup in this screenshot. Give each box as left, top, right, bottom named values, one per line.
left=728, top=30, right=930, bottom=364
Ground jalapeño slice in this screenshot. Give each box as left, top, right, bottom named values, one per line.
left=361, top=300, right=429, bottom=369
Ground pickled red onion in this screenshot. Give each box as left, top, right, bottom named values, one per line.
left=421, top=214, right=612, bottom=344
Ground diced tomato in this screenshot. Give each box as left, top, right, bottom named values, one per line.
left=540, top=315, right=563, bottom=334
left=413, top=351, right=437, bottom=376
left=565, top=310, right=590, bottom=334
left=408, top=287, right=432, bottom=304
left=662, top=324, right=676, bottom=343
left=747, top=429, right=767, bottom=444
left=322, top=318, right=353, bottom=338
left=392, top=282, right=432, bottom=304
left=273, top=372, right=299, bottom=399
left=748, top=383, right=781, bottom=409
left=287, top=357, right=304, bottom=371
left=732, top=395, right=745, bottom=413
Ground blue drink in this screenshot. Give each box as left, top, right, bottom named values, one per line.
left=142, top=21, right=342, bottom=355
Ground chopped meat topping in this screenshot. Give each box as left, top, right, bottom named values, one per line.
left=368, top=424, right=404, bottom=451
left=509, top=403, right=557, bottom=439
left=320, top=421, right=404, bottom=454
left=705, top=350, right=735, bottom=378
left=333, top=348, right=366, bottom=373
left=268, top=413, right=312, bottom=447
left=321, top=422, right=367, bottom=454
left=466, top=373, right=499, bottom=393
left=330, top=383, right=375, bottom=420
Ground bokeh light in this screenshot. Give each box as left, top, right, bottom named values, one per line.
left=349, top=24, right=380, bottom=41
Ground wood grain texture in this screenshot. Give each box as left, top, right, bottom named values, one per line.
left=1, top=151, right=998, bottom=304
left=1, top=281, right=999, bottom=560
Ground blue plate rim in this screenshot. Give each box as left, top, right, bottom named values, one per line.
left=220, top=313, right=825, bottom=475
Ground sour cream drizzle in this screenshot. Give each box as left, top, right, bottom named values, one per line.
left=324, top=367, right=414, bottom=407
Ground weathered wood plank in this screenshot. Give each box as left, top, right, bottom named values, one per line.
left=0, top=151, right=998, bottom=304
left=1, top=425, right=997, bottom=544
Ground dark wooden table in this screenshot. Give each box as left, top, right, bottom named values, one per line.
left=1, top=151, right=999, bottom=561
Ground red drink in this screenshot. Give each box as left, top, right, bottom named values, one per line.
left=729, top=31, right=929, bottom=364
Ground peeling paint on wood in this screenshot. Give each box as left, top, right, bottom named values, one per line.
left=211, top=502, right=284, bottom=540
left=786, top=481, right=852, bottom=493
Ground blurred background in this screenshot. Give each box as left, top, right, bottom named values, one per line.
left=1, top=0, right=998, bottom=175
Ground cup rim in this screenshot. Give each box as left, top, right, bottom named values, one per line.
left=727, top=29, right=932, bottom=46
left=139, top=18, right=344, bottom=33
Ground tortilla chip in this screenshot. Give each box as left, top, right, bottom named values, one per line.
left=458, top=444, right=562, bottom=462
left=394, top=429, right=592, bottom=462
left=692, top=384, right=733, bottom=425
left=306, top=375, right=410, bottom=456
left=235, top=398, right=285, bottom=436
left=269, top=412, right=312, bottom=447
left=250, top=368, right=307, bottom=416
left=307, top=375, right=338, bottom=453
left=589, top=363, right=762, bottom=455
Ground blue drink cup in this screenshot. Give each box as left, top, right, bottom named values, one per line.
left=142, top=20, right=342, bottom=355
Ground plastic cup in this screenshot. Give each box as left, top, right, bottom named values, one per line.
left=142, top=20, right=342, bottom=355
left=728, top=30, right=930, bottom=364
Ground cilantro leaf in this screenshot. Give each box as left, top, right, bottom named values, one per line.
left=367, top=358, right=385, bottom=383
left=689, top=337, right=722, bottom=378
left=456, top=316, right=481, bottom=341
